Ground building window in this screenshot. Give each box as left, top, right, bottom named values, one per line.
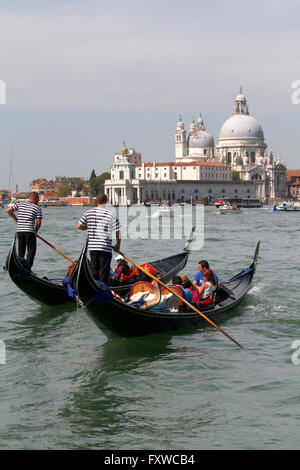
left=251, top=152, right=255, bottom=164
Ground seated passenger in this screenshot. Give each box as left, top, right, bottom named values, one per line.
left=113, top=256, right=130, bottom=282
left=180, top=275, right=201, bottom=305
left=196, top=269, right=217, bottom=302
left=172, top=275, right=193, bottom=303
left=193, top=260, right=219, bottom=288
left=121, top=266, right=141, bottom=283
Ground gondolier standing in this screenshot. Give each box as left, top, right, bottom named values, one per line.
left=6, top=191, right=42, bottom=267
left=77, top=193, right=121, bottom=284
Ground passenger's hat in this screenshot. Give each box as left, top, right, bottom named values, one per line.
left=114, top=254, right=124, bottom=261
left=180, top=274, right=189, bottom=283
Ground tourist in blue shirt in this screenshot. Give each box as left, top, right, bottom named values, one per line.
left=193, top=260, right=218, bottom=287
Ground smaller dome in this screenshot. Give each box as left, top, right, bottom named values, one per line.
left=235, top=93, right=246, bottom=101
left=122, top=146, right=128, bottom=155
left=176, top=117, right=184, bottom=129
left=190, top=118, right=197, bottom=131
left=189, top=130, right=214, bottom=149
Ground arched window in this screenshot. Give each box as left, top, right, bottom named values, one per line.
left=251, top=152, right=255, bottom=164
left=227, top=152, right=232, bottom=164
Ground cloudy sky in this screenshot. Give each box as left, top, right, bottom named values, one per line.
left=0, top=0, right=299, bottom=191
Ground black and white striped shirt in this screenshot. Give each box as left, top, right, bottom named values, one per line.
left=10, top=201, right=43, bottom=233
left=78, top=207, right=120, bottom=252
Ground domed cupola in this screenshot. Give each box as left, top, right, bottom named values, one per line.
left=187, top=113, right=214, bottom=159
left=189, top=117, right=197, bottom=132
left=216, top=88, right=267, bottom=166
left=176, top=116, right=184, bottom=130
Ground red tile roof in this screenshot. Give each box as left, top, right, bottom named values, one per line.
left=286, top=170, right=300, bottom=176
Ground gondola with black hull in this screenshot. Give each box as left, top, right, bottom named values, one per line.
left=6, top=231, right=192, bottom=306
left=5, top=237, right=72, bottom=306
left=70, top=241, right=260, bottom=338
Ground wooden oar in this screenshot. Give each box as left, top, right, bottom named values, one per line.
left=117, top=250, right=243, bottom=349
left=36, top=234, right=75, bottom=265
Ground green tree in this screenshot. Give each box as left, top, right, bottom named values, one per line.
left=90, top=169, right=96, bottom=180
left=89, top=171, right=110, bottom=196
left=232, top=170, right=240, bottom=181
left=56, top=181, right=72, bottom=197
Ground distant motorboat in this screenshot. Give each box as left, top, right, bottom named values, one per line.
left=218, top=204, right=241, bottom=214
left=273, top=201, right=300, bottom=212
left=152, top=206, right=174, bottom=218
left=214, top=198, right=262, bottom=208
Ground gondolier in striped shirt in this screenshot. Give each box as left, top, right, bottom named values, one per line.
left=77, top=193, right=121, bottom=285
left=7, top=192, right=43, bottom=267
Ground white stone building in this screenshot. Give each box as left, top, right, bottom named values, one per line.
left=216, top=91, right=286, bottom=200
left=173, top=90, right=286, bottom=200
left=104, top=144, right=256, bottom=205
left=104, top=89, right=284, bottom=205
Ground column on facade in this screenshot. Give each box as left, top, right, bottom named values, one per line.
left=137, top=186, right=140, bottom=204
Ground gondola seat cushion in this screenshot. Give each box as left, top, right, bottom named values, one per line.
left=199, top=297, right=213, bottom=306
left=130, top=281, right=155, bottom=297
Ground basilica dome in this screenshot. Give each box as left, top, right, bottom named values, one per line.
left=189, top=129, right=214, bottom=148
left=218, top=114, right=264, bottom=141
left=188, top=113, right=214, bottom=153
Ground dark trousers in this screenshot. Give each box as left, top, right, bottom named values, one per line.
left=90, top=250, right=112, bottom=284
left=17, top=232, right=37, bottom=267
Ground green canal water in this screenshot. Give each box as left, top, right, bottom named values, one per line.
left=0, top=205, right=299, bottom=450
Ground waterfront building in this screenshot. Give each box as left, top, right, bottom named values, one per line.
left=104, top=145, right=256, bottom=205
left=286, top=170, right=300, bottom=199
left=30, top=179, right=58, bottom=194
left=216, top=90, right=286, bottom=200
left=104, top=89, right=285, bottom=205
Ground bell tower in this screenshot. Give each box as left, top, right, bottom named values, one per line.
left=175, top=116, right=187, bottom=160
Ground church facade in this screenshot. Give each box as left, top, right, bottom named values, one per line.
left=175, top=90, right=286, bottom=200
left=104, top=90, right=286, bottom=205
